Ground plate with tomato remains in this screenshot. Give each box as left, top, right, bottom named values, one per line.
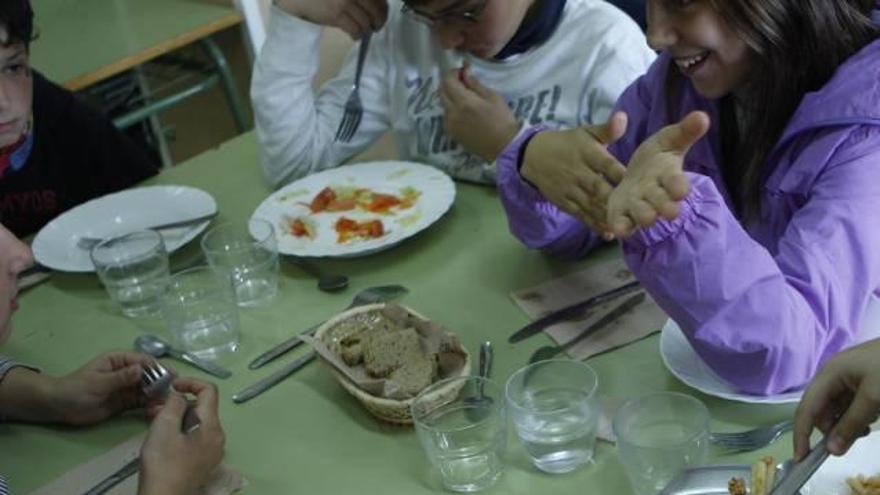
left=250, top=161, right=456, bottom=257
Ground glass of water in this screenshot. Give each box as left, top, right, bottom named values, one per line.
left=613, top=392, right=710, bottom=495
left=91, top=230, right=170, bottom=318
left=201, top=218, right=279, bottom=307
left=161, top=266, right=241, bottom=360
left=505, top=359, right=600, bottom=474
left=411, top=376, right=506, bottom=492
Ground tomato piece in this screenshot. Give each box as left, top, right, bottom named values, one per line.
left=310, top=187, right=336, bottom=213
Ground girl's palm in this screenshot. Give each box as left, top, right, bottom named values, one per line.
left=608, top=112, right=711, bottom=237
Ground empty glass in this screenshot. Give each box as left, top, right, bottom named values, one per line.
left=613, top=392, right=710, bottom=495
left=505, top=359, right=600, bottom=474
left=90, top=230, right=170, bottom=318
left=201, top=218, right=279, bottom=307
left=411, top=376, right=506, bottom=492
left=161, top=266, right=241, bottom=360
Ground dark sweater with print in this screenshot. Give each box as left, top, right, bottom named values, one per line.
left=0, top=71, right=158, bottom=237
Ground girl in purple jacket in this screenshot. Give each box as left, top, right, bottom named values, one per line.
left=496, top=0, right=880, bottom=395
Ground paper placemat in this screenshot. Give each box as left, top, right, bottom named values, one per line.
left=28, top=433, right=244, bottom=495
left=511, top=257, right=668, bottom=360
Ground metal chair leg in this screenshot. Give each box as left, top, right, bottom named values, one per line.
left=199, top=36, right=249, bottom=133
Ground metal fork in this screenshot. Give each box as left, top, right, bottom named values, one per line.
left=710, top=419, right=794, bottom=452
left=142, top=361, right=201, bottom=433
left=82, top=362, right=201, bottom=495
left=334, top=33, right=371, bottom=142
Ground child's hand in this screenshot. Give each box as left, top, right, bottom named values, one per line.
left=274, top=0, right=389, bottom=38
left=439, top=63, right=519, bottom=161
left=607, top=111, right=710, bottom=238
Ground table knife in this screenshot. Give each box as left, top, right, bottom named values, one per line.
left=248, top=322, right=321, bottom=370
left=509, top=280, right=641, bottom=343
left=82, top=457, right=139, bottom=495
left=769, top=436, right=830, bottom=495
left=233, top=350, right=317, bottom=403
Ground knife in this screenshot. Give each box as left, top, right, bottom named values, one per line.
left=233, top=350, right=317, bottom=404
left=509, top=280, right=642, bottom=343
left=248, top=322, right=322, bottom=370
left=769, top=436, right=830, bottom=495
left=82, top=457, right=139, bottom=495
left=527, top=292, right=646, bottom=364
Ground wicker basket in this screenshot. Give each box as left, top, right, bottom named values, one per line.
left=313, top=303, right=472, bottom=425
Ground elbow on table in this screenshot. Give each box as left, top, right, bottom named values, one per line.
left=693, top=332, right=831, bottom=397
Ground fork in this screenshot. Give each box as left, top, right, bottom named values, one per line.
left=76, top=212, right=216, bottom=251
left=142, top=361, right=201, bottom=433
left=710, top=419, right=794, bottom=452
left=83, top=362, right=200, bottom=495
left=334, top=33, right=372, bottom=142
left=247, top=284, right=408, bottom=369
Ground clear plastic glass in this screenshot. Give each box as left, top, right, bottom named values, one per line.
left=613, top=392, right=710, bottom=494
left=161, top=266, right=241, bottom=360
left=411, top=376, right=506, bottom=492
left=90, top=230, right=170, bottom=318
left=201, top=218, right=279, bottom=307
left=506, top=359, right=600, bottom=474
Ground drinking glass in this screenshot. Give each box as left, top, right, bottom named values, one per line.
left=91, top=230, right=170, bottom=318
left=201, top=218, right=279, bottom=307
left=505, top=359, right=600, bottom=474
left=613, top=392, right=710, bottom=495
left=411, top=376, right=506, bottom=492
left=161, top=266, right=241, bottom=360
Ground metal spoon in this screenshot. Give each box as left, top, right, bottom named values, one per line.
left=288, top=257, right=349, bottom=292
left=134, top=334, right=232, bottom=379
left=464, top=341, right=493, bottom=419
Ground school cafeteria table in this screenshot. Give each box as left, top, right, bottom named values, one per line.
left=2, top=132, right=796, bottom=494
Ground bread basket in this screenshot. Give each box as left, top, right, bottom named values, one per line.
left=313, top=303, right=472, bottom=425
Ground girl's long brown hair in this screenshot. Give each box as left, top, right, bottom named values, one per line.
left=672, top=0, right=879, bottom=220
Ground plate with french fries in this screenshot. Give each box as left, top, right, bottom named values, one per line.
left=662, top=431, right=880, bottom=494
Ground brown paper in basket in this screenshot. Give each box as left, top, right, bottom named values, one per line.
left=302, top=304, right=468, bottom=400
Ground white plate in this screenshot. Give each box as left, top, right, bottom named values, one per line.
left=251, top=161, right=456, bottom=257
left=659, top=319, right=803, bottom=404
left=802, top=430, right=880, bottom=494
left=32, top=185, right=217, bottom=273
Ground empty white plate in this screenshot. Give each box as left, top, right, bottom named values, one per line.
left=659, top=319, right=803, bottom=404
left=32, top=185, right=217, bottom=273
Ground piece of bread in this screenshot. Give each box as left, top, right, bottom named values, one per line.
left=362, top=326, right=422, bottom=378
left=389, top=353, right=438, bottom=397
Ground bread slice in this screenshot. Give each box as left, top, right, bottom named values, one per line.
left=389, top=353, right=438, bottom=397
left=362, top=326, right=422, bottom=378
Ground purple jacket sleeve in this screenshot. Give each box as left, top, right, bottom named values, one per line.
left=622, top=127, right=880, bottom=395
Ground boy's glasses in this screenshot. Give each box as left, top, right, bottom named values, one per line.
left=401, top=0, right=488, bottom=26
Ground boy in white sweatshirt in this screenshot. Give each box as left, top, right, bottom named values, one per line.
left=253, top=0, right=654, bottom=187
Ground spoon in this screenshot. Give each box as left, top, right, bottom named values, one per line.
left=134, top=334, right=232, bottom=379
left=288, top=257, right=349, bottom=292
left=464, top=341, right=494, bottom=418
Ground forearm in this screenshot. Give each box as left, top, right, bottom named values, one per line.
left=0, top=367, right=61, bottom=423
left=252, top=7, right=336, bottom=186
left=497, top=126, right=602, bottom=259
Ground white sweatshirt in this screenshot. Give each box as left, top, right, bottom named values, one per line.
left=252, top=0, right=656, bottom=187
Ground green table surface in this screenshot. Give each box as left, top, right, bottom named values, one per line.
left=2, top=132, right=798, bottom=494
left=29, top=0, right=240, bottom=90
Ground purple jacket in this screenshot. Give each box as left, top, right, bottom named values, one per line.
left=497, top=37, right=880, bottom=395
